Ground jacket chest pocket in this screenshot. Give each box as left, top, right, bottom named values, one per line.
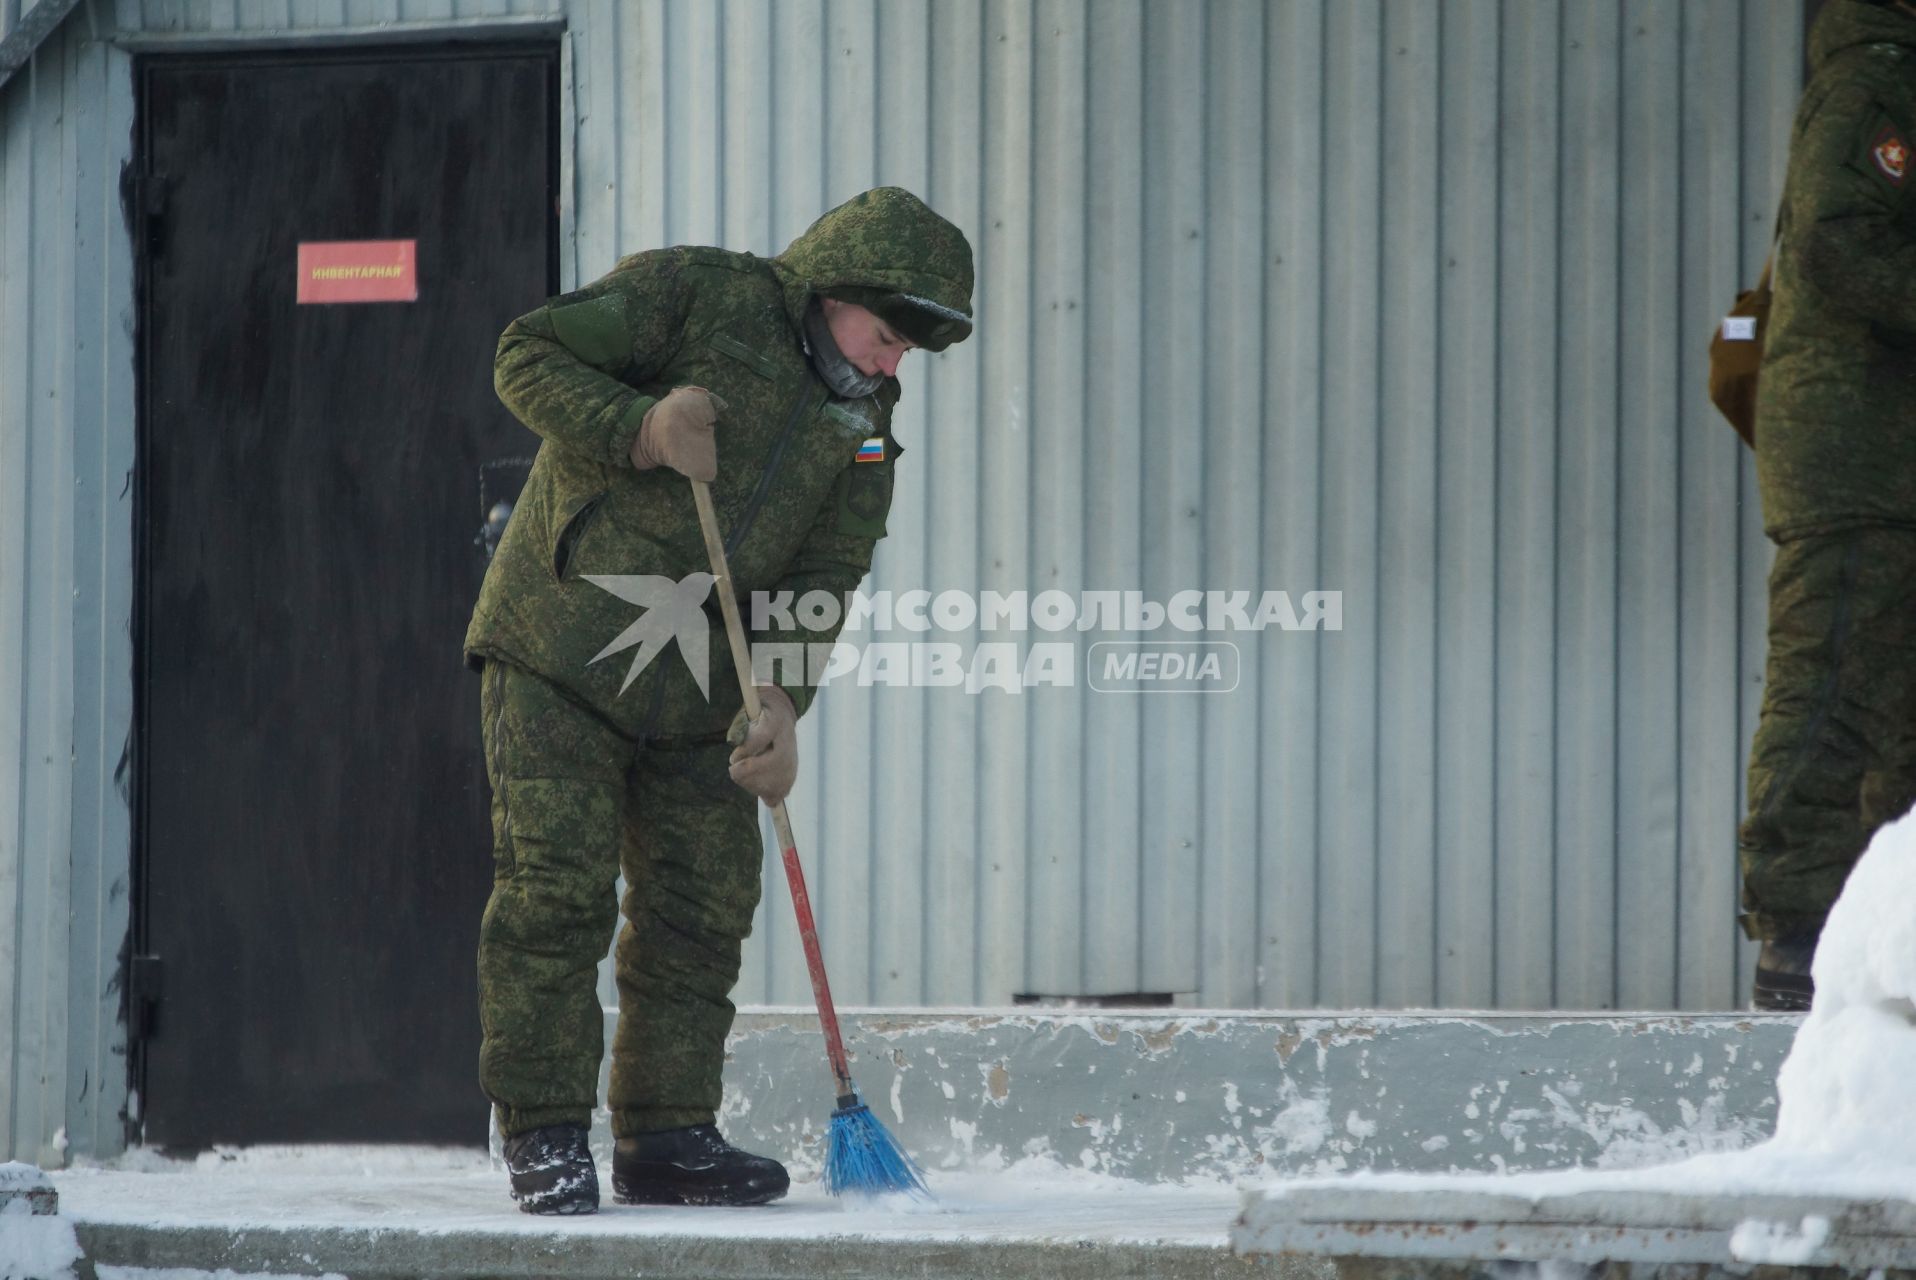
left=833, top=465, right=893, bottom=539
left=831, top=432, right=902, bottom=540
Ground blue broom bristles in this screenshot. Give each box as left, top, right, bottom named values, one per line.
left=824, top=1093, right=932, bottom=1200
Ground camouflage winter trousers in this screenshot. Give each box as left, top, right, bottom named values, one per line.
left=476, top=659, right=763, bottom=1137
left=1740, top=526, right=1916, bottom=941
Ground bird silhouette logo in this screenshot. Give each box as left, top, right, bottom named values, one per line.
left=584, top=573, right=719, bottom=698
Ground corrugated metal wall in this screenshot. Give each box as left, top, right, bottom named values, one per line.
left=677, top=0, right=1799, bottom=1013
left=0, top=11, right=137, bottom=1167
left=0, top=0, right=573, bottom=1166
left=2, top=0, right=1808, bottom=1161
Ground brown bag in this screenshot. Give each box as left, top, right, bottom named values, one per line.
left=1707, top=254, right=1772, bottom=449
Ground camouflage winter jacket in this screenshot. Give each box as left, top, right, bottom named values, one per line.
left=1756, top=0, right=1916, bottom=538
left=465, top=187, right=975, bottom=737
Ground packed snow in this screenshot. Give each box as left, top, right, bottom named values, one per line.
left=43, top=1146, right=1238, bottom=1255
left=0, top=1164, right=83, bottom=1280
left=92, top=1272, right=346, bottom=1280
left=0, top=1197, right=83, bottom=1280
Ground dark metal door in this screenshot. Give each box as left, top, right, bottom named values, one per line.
left=135, top=46, right=555, bottom=1147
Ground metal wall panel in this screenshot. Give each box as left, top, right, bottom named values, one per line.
left=1, top=0, right=1813, bottom=1163
left=3, top=20, right=72, bottom=1168
left=0, top=18, right=34, bottom=1163
left=0, top=17, right=136, bottom=1166
left=1, top=0, right=574, bottom=1164
left=664, top=0, right=1791, bottom=1013
left=63, top=17, right=137, bottom=1164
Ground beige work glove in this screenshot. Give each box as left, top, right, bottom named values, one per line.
left=726, top=684, right=798, bottom=804
left=630, top=386, right=727, bottom=481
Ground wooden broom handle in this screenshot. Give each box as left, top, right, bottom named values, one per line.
left=689, top=481, right=856, bottom=1095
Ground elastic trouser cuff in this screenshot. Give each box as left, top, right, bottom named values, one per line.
left=495, top=1104, right=595, bottom=1138
left=612, top=1108, right=716, bottom=1138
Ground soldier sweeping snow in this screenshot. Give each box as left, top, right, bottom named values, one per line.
left=464, top=187, right=974, bottom=1213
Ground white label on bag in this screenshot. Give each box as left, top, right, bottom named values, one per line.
left=1721, top=316, right=1758, bottom=341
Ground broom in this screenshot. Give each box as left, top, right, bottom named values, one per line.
left=690, top=479, right=931, bottom=1200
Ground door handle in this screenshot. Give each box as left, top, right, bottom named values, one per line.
left=476, top=499, right=514, bottom=559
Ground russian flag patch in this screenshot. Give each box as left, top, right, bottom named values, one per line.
left=856, top=437, right=886, bottom=463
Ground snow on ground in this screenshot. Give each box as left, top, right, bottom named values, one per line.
left=0, top=1163, right=84, bottom=1280
left=51, top=1145, right=1241, bottom=1248
left=88, top=1272, right=347, bottom=1280
left=33, top=792, right=1916, bottom=1274
left=1252, top=806, right=1916, bottom=1260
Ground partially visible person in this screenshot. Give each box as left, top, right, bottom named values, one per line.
left=1741, top=0, right=1916, bottom=1010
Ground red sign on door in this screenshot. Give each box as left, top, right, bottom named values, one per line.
left=296, top=240, right=419, bottom=304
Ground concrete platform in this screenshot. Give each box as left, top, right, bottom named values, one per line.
left=691, top=1010, right=1801, bottom=1183
left=56, top=1154, right=1324, bottom=1280
left=37, top=1010, right=1810, bottom=1279
left=1237, top=1183, right=1916, bottom=1275
left=1233, top=1172, right=1916, bottom=1272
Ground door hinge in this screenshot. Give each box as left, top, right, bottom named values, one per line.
left=127, top=953, right=164, bottom=1041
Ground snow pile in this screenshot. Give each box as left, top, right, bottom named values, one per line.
left=0, top=1197, right=83, bottom=1280
left=1249, top=807, right=1916, bottom=1265
left=1769, top=816, right=1916, bottom=1174
left=1686, top=806, right=1916, bottom=1216
left=1601, top=809, right=1916, bottom=1196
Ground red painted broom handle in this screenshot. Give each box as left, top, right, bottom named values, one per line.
left=691, top=482, right=856, bottom=1096
left=769, top=800, right=855, bottom=1091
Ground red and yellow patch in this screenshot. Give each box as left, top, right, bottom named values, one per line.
left=1872, top=125, right=1908, bottom=186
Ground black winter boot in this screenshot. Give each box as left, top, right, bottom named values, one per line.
left=1754, top=937, right=1816, bottom=1012
left=504, top=1123, right=600, bottom=1215
left=612, top=1124, right=790, bottom=1206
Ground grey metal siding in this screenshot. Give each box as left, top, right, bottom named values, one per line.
left=685, top=0, right=1796, bottom=1013
left=0, top=0, right=1808, bottom=1163
left=0, top=16, right=137, bottom=1165
left=2, top=0, right=572, bottom=1166
left=0, top=19, right=30, bottom=1165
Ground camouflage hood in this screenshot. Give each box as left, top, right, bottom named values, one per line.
left=770, top=187, right=975, bottom=350
left=1810, top=0, right=1916, bottom=66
